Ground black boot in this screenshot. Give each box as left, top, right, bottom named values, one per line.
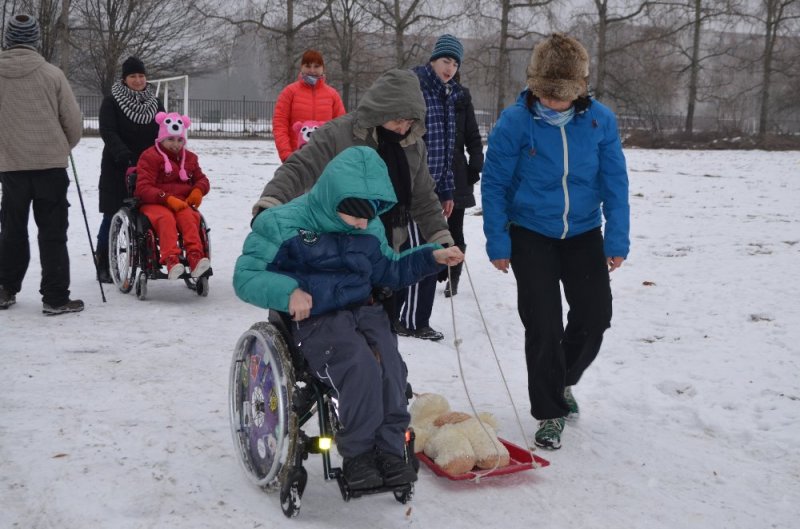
left=444, top=244, right=466, bottom=298
left=96, top=247, right=112, bottom=284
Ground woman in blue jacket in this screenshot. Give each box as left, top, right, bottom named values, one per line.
left=481, top=33, right=630, bottom=450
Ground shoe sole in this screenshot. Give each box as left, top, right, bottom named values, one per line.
left=190, top=258, right=210, bottom=278
left=533, top=439, right=561, bottom=450
left=43, top=307, right=84, bottom=316
left=345, top=476, right=384, bottom=490
left=168, top=264, right=185, bottom=280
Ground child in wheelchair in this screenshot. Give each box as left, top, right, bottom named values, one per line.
left=134, top=112, right=210, bottom=279
left=234, top=146, right=463, bottom=490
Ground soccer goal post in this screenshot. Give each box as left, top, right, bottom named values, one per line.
left=151, top=75, right=189, bottom=118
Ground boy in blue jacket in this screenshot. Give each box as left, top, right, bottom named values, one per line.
left=234, top=146, right=463, bottom=489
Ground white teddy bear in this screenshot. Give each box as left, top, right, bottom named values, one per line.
left=410, top=393, right=510, bottom=476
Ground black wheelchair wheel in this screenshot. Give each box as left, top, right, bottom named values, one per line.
left=280, top=466, right=307, bottom=518
left=108, top=208, right=138, bottom=293
left=229, top=322, right=298, bottom=491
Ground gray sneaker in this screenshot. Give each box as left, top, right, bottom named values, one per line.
left=564, top=386, right=580, bottom=419
left=0, top=286, right=16, bottom=309
left=42, top=299, right=84, bottom=316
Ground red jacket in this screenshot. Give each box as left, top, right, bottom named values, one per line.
left=135, top=145, right=210, bottom=206
left=273, top=75, right=346, bottom=162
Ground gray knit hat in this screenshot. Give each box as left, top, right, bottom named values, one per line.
left=430, top=34, right=463, bottom=65
left=526, top=33, right=590, bottom=101
left=3, top=14, right=40, bottom=51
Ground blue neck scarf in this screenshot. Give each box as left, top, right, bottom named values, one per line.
left=534, top=100, right=575, bottom=127
left=302, top=74, right=320, bottom=86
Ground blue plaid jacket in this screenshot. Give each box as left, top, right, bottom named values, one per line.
left=412, top=64, right=462, bottom=201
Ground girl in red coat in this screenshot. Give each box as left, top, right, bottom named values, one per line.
left=272, top=49, right=346, bottom=162
left=135, top=112, right=211, bottom=279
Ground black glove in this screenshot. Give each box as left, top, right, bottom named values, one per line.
left=437, top=267, right=449, bottom=283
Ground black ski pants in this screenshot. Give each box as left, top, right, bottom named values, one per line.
left=0, top=169, right=72, bottom=306
left=510, top=225, right=612, bottom=420
left=397, top=221, right=437, bottom=330
left=292, top=304, right=410, bottom=459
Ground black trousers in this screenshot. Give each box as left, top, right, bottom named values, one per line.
left=510, top=225, right=612, bottom=420
left=447, top=207, right=466, bottom=248
left=0, top=169, right=72, bottom=306
left=397, top=221, right=437, bottom=330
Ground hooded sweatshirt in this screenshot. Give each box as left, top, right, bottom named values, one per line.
left=253, top=69, right=454, bottom=250
left=234, top=146, right=444, bottom=315
left=0, top=48, right=82, bottom=171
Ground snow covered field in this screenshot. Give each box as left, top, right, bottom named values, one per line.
left=1, top=138, right=798, bottom=529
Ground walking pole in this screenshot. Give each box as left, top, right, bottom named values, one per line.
left=69, top=153, right=107, bottom=302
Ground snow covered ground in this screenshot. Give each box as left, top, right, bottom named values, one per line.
left=1, top=138, right=798, bottom=529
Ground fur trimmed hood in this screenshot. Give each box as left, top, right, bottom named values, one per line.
left=526, top=33, right=590, bottom=102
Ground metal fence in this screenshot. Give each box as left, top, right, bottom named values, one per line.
left=77, top=95, right=799, bottom=139
left=79, top=95, right=277, bottom=138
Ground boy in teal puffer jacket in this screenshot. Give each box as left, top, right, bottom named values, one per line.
left=234, top=146, right=463, bottom=490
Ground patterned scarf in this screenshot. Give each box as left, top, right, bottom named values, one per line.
left=111, top=80, right=159, bottom=125
left=534, top=100, right=575, bottom=128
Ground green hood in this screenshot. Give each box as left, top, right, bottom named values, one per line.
left=305, top=146, right=398, bottom=232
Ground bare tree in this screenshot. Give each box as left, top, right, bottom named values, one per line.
left=475, top=0, right=555, bottom=117
left=363, top=0, right=463, bottom=68
left=2, top=0, right=68, bottom=63
left=69, top=0, right=230, bottom=94
left=750, top=0, right=800, bottom=138
left=191, top=0, right=332, bottom=86
left=320, top=0, right=374, bottom=105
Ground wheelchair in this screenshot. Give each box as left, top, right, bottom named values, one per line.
left=228, top=311, right=416, bottom=518
left=107, top=173, right=212, bottom=300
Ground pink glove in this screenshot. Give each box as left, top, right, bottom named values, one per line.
left=125, top=166, right=137, bottom=177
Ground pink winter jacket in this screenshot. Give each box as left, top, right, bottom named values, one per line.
left=272, top=75, right=345, bottom=162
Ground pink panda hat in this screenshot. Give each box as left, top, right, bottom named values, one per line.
left=154, top=111, right=191, bottom=181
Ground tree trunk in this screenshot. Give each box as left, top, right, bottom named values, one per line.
left=685, top=0, right=702, bottom=135
left=494, top=0, right=510, bottom=117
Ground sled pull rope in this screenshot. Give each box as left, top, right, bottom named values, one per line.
left=447, top=259, right=539, bottom=482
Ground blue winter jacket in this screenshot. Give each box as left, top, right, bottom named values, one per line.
left=234, top=146, right=444, bottom=316
left=481, top=91, right=630, bottom=260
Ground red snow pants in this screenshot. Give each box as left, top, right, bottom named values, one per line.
left=139, top=204, right=203, bottom=264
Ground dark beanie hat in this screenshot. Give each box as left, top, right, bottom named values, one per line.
left=301, top=49, right=324, bottom=67
left=337, top=197, right=377, bottom=220
left=430, top=34, right=463, bottom=65
left=122, top=56, right=147, bottom=78
left=3, top=14, right=40, bottom=51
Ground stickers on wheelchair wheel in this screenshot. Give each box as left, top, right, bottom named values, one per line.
left=236, top=334, right=288, bottom=483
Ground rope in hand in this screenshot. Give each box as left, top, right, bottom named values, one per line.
left=446, top=258, right=539, bottom=483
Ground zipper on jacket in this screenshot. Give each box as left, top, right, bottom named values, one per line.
left=560, top=126, right=570, bottom=239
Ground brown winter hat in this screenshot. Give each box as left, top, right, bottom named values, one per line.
left=526, top=33, right=590, bottom=101
left=301, top=49, right=324, bottom=67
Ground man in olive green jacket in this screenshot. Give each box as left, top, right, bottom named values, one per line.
left=253, top=69, right=454, bottom=253
left=0, top=14, right=84, bottom=315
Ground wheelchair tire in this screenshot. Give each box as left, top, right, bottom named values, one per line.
left=195, top=276, right=209, bottom=297
left=280, top=466, right=307, bottom=518
left=108, top=208, right=138, bottom=293
left=393, top=484, right=414, bottom=504
left=229, top=322, right=298, bottom=491
left=134, top=271, right=147, bottom=300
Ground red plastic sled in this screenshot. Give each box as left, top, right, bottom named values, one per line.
left=416, top=438, right=550, bottom=481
